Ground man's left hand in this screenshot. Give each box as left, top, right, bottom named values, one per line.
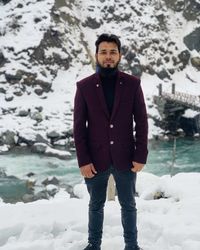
left=131, top=161, right=144, bottom=172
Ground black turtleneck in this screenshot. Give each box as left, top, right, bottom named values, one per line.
left=100, top=74, right=117, bottom=116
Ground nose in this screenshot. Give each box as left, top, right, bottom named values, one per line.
left=105, top=53, right=112, bottom=60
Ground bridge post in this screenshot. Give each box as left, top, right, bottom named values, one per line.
left=172, top=83, right=175, bottom=94
left=158, top=83, right=162, bottom=96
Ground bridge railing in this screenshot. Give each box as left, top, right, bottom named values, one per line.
left=162, top=91, right=200, bottom=109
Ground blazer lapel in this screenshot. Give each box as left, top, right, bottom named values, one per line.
left=94, top=74, right=110, bottom=119
left=111, top=72, right=124, bottom=121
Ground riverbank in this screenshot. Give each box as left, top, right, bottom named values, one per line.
left=1, top=137, right=200, bottom=204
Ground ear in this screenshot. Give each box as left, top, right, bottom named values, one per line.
left=95, top=54, right=98, bottom=61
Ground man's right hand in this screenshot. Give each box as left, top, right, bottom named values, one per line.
left=80, top=163, right=97, bottom=178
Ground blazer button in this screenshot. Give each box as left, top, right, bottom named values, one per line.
left=110, top=141, right=114, bottom=145
left=96, top=84, right=100, bottom=87
left=110, top=124, right=114, bottom=128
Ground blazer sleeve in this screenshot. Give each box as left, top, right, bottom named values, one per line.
left=73, top=83, right=92, bottom=167
left=132, top=81, right=148, bottom=164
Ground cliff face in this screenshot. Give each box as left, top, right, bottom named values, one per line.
left=0, top=0, right=199, bottom=86
left=0, top=0, right=199, bottom=149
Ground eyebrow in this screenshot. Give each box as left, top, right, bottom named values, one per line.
left=99, top=49, right=118, bottom=52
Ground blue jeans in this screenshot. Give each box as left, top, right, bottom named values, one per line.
left=85, top=166, right=138, bottom=249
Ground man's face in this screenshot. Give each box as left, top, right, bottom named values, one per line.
left=96, top=42, right=121, bottom=68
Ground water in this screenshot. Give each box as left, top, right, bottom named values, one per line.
left=146, top=137, right=200, bottom=176
left=0, top=138, right=200, bottom=202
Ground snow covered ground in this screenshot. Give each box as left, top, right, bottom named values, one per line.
left=0, top=172, right=200, bottom=250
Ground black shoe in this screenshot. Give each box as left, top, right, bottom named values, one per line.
left=124, top=246, right=143, bottom=250
left=83, top=243, right=101, bottom=250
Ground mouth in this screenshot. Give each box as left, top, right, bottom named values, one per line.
left=104, top=61, right=114, bottom=67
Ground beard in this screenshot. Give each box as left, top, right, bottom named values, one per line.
left=96, top=60, right=119, bottom=77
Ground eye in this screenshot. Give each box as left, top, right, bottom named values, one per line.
left=99, top=51, right=107, bottom=55
left=110, top=51, right=118, bottom=55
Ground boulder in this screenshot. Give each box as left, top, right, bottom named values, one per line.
left=184, top=27, right=200, bottom=52
left=191, top=57, right=200, bottom=70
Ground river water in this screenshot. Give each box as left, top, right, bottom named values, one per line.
left=0, top=138, right=200, bottom=202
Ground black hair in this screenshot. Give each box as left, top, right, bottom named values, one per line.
left=95, top=33, right=121, bottom=53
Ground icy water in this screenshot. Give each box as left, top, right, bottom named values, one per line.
left=0, top=138, right=200, bottom=202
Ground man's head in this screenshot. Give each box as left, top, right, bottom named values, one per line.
left=95, top=33, right=121, bottom=69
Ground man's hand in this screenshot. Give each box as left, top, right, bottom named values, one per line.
left=131, top=161, right=144, bottom=172
left=80, top=163, right=97, bottom=178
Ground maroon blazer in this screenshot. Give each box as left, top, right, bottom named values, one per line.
left=73, top=71, right=148, bottom=172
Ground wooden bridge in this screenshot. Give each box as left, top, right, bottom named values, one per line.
left=157, top=83, right=200, bottom=112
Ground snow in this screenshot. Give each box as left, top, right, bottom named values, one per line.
left=0, top=144, right=10, bottom=153
left=45, top=146, right=71, bottom=157
left=183, top=109, right=199, bottom=118
left=0, top=172, right=200, bottom=250
left=0, top=0, right=54, bottom=53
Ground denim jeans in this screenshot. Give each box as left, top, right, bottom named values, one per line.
left=85, top=166, right=138, bottom=249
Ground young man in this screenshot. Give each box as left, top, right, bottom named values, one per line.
left=73, top=34, right=148, bottom=250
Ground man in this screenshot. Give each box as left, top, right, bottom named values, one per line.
left=73, top=34, right=148, bottom=250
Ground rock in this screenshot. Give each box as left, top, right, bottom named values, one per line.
left=22, top=194, right=35, bottom=203
left=5, top=94, right=14, bottom=102
left=0, top=52, right=6, bottom=67
left=42, top=176, right=59, bottom=186
left=157, top=68, right=170, bottom=80
left=168, top=68, right=175, bottom=74
left=46, top=184, right=58, bottom=196
left=164, top=56, right=170, bottom=63
left=47, top=130, right=60, bottom=138
left=178, top=50, right=190, bottom=65
left=27, top=172, right=35, bottom=177
left=164, top=0, right=200, bottom=20
left=35, top=106, right=43, bottom=112
left=5, top=73, right=22, bottom=83
left=31, top=111, right=43, bottom=122
left=45, top=147, right=71, bottom=160
left=1, top=130, right=16, bottom=146
left=183, top=1, right=200, bottom=21
left=125, top=51, right=136, bottom=63
left=83, top=17, right=101, bottom=29
left=17, top=135, right=35, bottom=146
left=0, top=168, right=7, bottom=178
left=18, top=109, right=29, bottom=117
left=16, top=3, right=23, bottom=8
left=60, top=183, right=76, bottom=198
left=20, top=71, right=37, bottom=86
left=34, top=17, right=42, bottom=23
left=13, top=90, right=23, bottom=96
left=191, top=57, right=200, bottom=70
left=1, top=0, right=11, bottom=5
left=0, top=87, right=6, bottom=94
left=32, top=143, right=47, bottom=153
left=184, top=27, right=200, bottom=52
left=34, top=79, right=52, bottom=92
left=164, top=0, right=185, bottom=12
left=35, top=134, right=49, bottom=144
left=130, top=64, right=143, bottom=77
left=154, top=191, right=166, bottom=199
left=34, top=88, right=44, bottom=96
left=26, top=179, right=36, bottom=189
left=34, top=190, right=49, bottom=200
